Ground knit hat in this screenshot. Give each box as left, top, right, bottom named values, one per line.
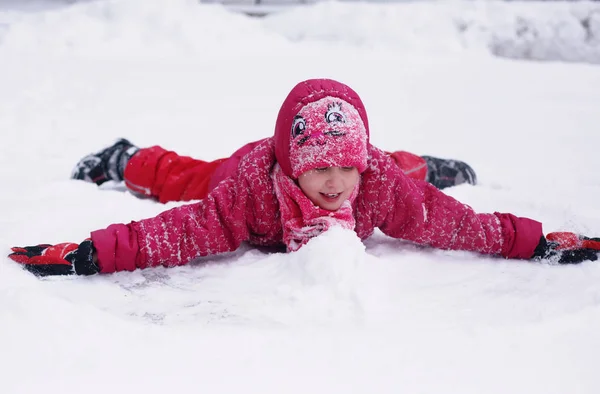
left=274, top=79, right=370, bottom=179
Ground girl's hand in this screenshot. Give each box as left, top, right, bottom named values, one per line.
left=8, top=240, right=99, bottom=276
left=532, top=232, right=600, bottom=264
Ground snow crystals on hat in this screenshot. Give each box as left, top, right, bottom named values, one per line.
left=288, top=96, right=368, bottom=179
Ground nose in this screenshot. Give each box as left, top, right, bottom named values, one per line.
left=325, top=169, right=344, bottom=190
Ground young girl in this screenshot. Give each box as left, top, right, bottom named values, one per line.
left=9, top=79, right=600, bottom=276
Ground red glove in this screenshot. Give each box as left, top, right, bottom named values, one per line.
left=8, top=240, right=99, bottom=276
left=532, top=232, right=600, bottom=264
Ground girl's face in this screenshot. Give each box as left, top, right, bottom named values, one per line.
left=297, top=166, right=360, bottom=211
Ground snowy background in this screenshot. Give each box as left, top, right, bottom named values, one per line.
left=1, top=0, right=600, bottom=393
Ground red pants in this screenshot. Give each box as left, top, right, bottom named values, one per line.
left=124, top=146, right=427, bottom=204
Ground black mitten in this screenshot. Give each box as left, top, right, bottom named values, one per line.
left=9, top=239, right=99, bottom=276
left=531, top=232, right=600, bottom=264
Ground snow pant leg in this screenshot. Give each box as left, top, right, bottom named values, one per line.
left=388, top=151, right=428, bottom=181
left=123, top=146, right=228, bottom=204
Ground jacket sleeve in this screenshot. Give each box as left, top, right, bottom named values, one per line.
left=90, top=173, right=254, bottom=274
left=368, top=152, right=542, bottom=259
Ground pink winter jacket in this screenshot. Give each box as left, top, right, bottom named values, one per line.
left=90, top=138, right=543, bottom=273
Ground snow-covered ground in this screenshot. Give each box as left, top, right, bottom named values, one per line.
left=1, top=0, right=600, bottom=393
left=2, top=0, right=600, bottom=63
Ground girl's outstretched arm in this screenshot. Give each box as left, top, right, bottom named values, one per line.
left=9, top=140, right=279, bottom=276
left=90, top=176, right=251, bottom=273
left=364, top=147, right=542, bottom=259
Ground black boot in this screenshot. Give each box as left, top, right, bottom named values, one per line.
left=421, top=155, right=477, bottom=190
left=71, top=138, right=139, bottom=185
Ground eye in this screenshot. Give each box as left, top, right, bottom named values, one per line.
left=314, top=167, right=329, bottom=173
left=325, top=102, right=346, bottom=124
left=291, top=116, right=306, bottom=138
left=341, top=166, right=355, bottom=172
left=326, top=111, right=345, bottom=123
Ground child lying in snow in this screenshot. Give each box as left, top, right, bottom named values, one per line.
left=8, top=79, right=600, bottom=276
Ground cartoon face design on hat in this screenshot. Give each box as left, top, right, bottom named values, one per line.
left=288, top=97, right=368, bottom=178
left=292, top=101, right=348, bottom=144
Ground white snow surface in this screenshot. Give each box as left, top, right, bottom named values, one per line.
left=1, top=0, right=600, bottom=393
left=1, top=0, right=600, bottom=63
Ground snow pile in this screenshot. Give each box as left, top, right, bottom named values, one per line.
left=263, top=0, right=600, bottom=64
left=272, top=226, right=369, bottom=324
left=0, top=0, right=285, bottom=56
left=460, top=1, right=600, bottom=63
left=0, top=0, right=598, bottom=63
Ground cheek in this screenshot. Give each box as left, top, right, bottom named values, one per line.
left=298, top=175, right=320, bottom=196
left=344, top=172, right=360, bottom=189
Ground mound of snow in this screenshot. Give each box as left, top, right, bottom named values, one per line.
left=460, top=1, right=600, bottom=64
left=2, top=0, right=599, bottom=64
left=0, top=0, right=286, bottom=55
left=1, top=0, right=598, bottom=63
left=263, top=0, right=600, bottom=64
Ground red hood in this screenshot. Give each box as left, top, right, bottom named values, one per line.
left=273, top=79, right=370, bottom=178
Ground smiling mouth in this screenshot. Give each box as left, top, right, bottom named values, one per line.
left=321, top=192, right=341, bottom=199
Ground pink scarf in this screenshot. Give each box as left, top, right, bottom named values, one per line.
left=271, top=163, right=358, bottom=252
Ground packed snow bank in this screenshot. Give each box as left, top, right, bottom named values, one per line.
left=0, top=0, right=598, bottom=63
left=264, top=0, right=600, bottom=64
left=0, top=0, right=286, bottom=55
left=459, top=1, right=600, bottom=63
